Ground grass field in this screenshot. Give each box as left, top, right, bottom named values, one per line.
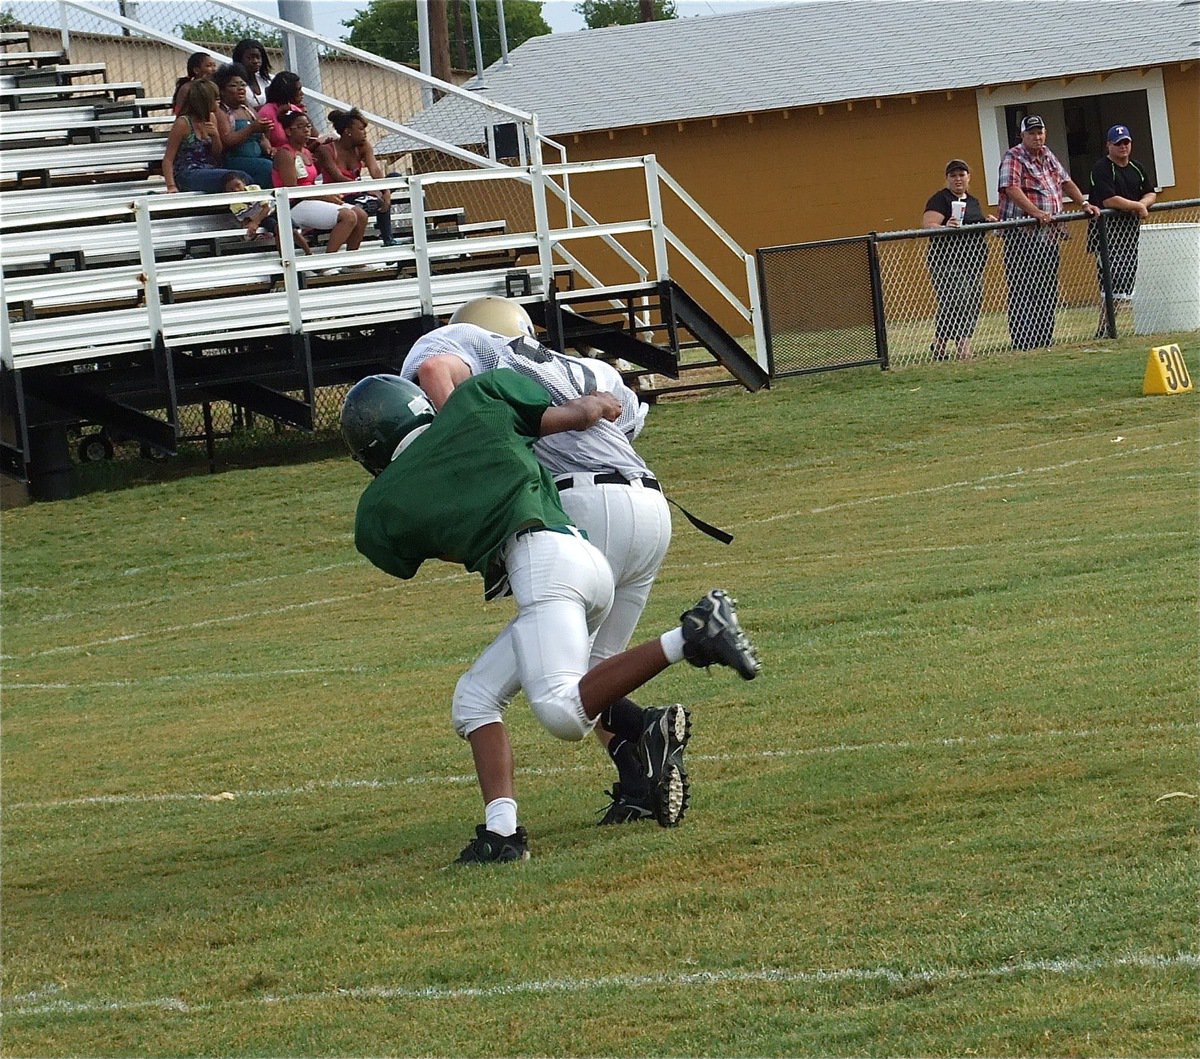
left=2, top=337, right=1197, bottom=1056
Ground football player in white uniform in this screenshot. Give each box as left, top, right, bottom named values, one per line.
left=400, top=298, right=684, bottom=825
left=341, top=371, right=760, bottom=863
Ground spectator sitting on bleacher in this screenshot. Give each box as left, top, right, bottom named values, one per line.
left=172, top=51, right=218, bottom=114
left=316, top=108, right=397, bottom=247
left=162, top=80, right=250, bottom=194
left=258, top=71, right=308, bottom=152
left=231, top=39, right=274, bottom=112
left=224, top=173, right=312, bottom=255
left=273, top=109, right=368, bottom=272
left=215, top=63, right=275, bottom=186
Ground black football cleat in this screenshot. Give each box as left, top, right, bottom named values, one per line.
left=453, top=824, right=530, bottom=864
left=680, top=589, right=760, bottom=680
left=633, top=704, right=692, bottom=827
left=596, top=782, right=656, bottom=825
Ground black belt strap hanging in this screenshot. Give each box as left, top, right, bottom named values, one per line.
left=666, top=496, right=734, bottom=545
left=555, top=471, right=735, bottom=544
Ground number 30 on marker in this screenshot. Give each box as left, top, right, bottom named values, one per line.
left=1143, top=344, right=1194, bottom=396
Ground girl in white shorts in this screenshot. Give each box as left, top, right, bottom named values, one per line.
left=271, top=108, right=367, bottom=264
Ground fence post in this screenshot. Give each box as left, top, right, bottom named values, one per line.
left=754, top=248, right=776, bottom=378
left=1094, top=212, right=1117, bottom=339
left=867, top=232, right=889, bottom=370
left=278, top=2, right=326, bottom=133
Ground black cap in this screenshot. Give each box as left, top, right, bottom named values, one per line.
left=1020, top=115, right=1046, bottom=132
left=945, top=159, right=970, bottom=175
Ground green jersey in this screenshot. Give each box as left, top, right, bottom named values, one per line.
left=354, top=369, right=574, bottom=594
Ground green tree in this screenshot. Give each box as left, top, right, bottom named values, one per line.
left=575, top=0, right=677, bottom=28
left=173, top=16, right=282, bottom=49
left=343, top=0, right=550, bottom=69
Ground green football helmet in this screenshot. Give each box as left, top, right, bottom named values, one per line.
left=449, top=296, right=535, bottom=338
left=340, top=374, right=436, bottom=476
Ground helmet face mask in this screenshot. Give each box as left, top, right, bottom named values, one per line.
left=341, top=374, right=436, bottom=476
left=450, top=296, right=535, bottom=338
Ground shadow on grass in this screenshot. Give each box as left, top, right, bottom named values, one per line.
left=70, top=431, right=349, bottom=497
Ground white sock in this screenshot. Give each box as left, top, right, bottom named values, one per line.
left=660, top=627, right=685, bottom=665
left=484, top=797, right=518, bottom=837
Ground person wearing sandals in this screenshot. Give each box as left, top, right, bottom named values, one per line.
left=272, top=109, right=368, bottom=272
left=315, top=107, right=397, bottom=247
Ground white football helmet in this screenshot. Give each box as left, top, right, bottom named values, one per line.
left=450, top=296, right=535, bottom=338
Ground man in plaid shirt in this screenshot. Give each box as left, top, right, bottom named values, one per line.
left=998, top=115, right=1100, bottom=349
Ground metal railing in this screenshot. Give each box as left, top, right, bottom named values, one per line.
left=11, top=0, right=563, bottom=229
left=758, top=200, right=1199, bottom=376
left=3, top=155, right=763, bottom=368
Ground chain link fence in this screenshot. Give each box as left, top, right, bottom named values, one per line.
left=67, top=381, right=349, bottom=477
left=758, top=200, right=1199, bottom=376
left=875, top=200, right=1199, bottom=368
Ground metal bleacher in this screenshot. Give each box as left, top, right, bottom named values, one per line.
left=0, top=37, right=561, bottom=497
left=1, top=5, right=768, bottom=501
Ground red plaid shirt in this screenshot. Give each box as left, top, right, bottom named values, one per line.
left=998, top=143, right=1070, bottom=220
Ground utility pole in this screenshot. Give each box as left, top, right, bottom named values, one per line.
left=429, top=0, right=453, bottom=93
left=277, top=1, right=326, bottom=131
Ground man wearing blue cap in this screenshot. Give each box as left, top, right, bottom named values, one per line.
left=1088, top=124, right=1157, bottom=329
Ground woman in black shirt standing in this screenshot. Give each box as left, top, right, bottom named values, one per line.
left=922, top=160, right=994, bottom=361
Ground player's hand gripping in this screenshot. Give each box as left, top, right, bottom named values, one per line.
left=539, top=391, right=622, bottom=436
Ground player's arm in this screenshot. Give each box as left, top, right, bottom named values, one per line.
left=540, top=392, right=621, bottom=436
left=1002, top=185, right=1050, bottom=223
left=416, top=354, right=473, bottom=410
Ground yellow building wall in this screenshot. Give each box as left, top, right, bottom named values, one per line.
left=549, top=67, right=1199, bottom=333
left=563, top=66, right=1198, bottom=257
left=1163, top=64, right=1200, bottom=200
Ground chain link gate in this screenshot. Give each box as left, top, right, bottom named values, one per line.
left=756, top=235, right=886, bottom=377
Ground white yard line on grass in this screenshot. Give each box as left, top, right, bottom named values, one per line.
left=0, top=536, right=355, bottom=599
left=7, top=721, right=1195, bottom=812
left=5, top=665, right=373, bottom=691
left=4, top=526, right=1191, bottom=665
left=751, top=438, right=1191, bottom=523
left=15, top=561, right=366, bottom=628
left=0, top=570, right=474, bottom=662
left=3, top=951, right=1196, bottom=1020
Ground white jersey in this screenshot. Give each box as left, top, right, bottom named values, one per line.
left=401, top=323, right=651, bottom=480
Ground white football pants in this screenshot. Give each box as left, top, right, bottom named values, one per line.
left=452, top=528, right=615, bottom=741
left=558, top=477, right=672, bottom=664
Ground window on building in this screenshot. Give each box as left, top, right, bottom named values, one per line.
left=1004, top=90, right=1155, bottom=184
left=976, top=71, right=1174, bottom=204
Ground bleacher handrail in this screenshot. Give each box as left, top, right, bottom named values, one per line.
left=4, top=157, right=762, bottom=366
